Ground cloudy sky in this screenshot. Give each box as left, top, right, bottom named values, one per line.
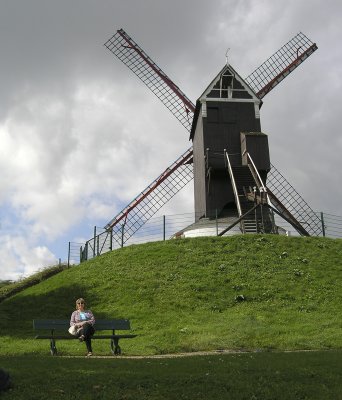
left=1, top=0, right=341, bottom=280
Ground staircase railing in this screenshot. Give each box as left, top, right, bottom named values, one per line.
left=243, top=150, right=270, bottom=205
left=224, top=149, right=244, bottom=233
left=243, top=151, right=277, bottom=233
left=244, top=152, right=311, bottom=236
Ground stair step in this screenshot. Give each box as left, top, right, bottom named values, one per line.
left=243, top=218, right=260, bottom=234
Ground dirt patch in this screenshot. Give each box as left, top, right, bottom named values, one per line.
left=61, top=348, right=319, bottom=359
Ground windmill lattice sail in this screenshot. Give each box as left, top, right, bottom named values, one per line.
left=105, top=147, right=193, bottom=244
left=104, top=29, right=195, bottom=132
left=245, top=32, right=318, bottom=98
left=267, top=163, right=322, bottom=236
left=104, top=29, right=196, bottom=237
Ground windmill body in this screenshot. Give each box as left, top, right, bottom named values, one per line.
left=190, top=64, right=270, bottom=226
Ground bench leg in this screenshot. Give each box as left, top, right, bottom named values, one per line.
left=110, top=338, right=121, bottom=355
left=50, top=338, right=57, bottom=356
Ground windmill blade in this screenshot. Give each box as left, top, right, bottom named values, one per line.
left=267, top=163, right=322, bottom=236
left=104, top=29, right=195, bottom=132
left=104, top=147, right=193, bottom=243
left=245, top=32, right=317, bottom=99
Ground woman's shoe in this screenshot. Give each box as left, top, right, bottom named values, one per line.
left=87, top=352, right=93, bottom=357
left=79, top=335, right=85, bottom=342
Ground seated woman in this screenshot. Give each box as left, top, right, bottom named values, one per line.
left=70, top=298, right=95, bottom=356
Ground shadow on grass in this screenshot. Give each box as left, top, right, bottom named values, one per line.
left=0, top=284, right=110, bottom=339
left=1, top=351, right=342, bottom=400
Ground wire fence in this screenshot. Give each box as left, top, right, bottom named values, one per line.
left=67, top=210, right=342, bottom=266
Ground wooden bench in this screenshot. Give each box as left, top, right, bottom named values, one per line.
left=33, top=319, right=137, bottom=356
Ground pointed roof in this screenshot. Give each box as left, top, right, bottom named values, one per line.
left=189, top=64, right=261, bottom=140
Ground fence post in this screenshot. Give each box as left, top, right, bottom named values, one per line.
left=320, top=211, right=326, bottom=237
left=215, top=209, right=218, bottom=236
left=68, top=242, right=71, bottom=268
left=121, top=225, right=124, bottom=248
left=109, top=229, right=113, bottom=251
left=93, top=226, right=96, bottom=258
left=97, top=235, right=100, bottom=256
left=163, top=215, right=166, bottom=241
left=85, top=242, right=88, bottom=261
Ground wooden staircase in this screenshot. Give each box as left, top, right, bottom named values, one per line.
left=231, top=166, right=273, bottom=234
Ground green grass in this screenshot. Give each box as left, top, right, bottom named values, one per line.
left=0, top=280, right=12, bottom=289
left=1, top=235, right=342, bottom=356
left=1, top=351, right=342, bottom=399
left=1, top=235, right=342, bottom=398
left=0, top=263, right=67, bottom=303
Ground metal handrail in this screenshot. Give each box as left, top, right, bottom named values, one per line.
left=244, top=151, right=279, bottom=234
left=244, top=151, right=272, bottom=206
left=224, top=149, right=242, bottom=217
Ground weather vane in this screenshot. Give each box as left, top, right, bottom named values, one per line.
left=225, top=48, right=230, bottom=66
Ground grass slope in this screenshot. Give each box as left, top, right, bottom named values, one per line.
left=1, top=235, right=342, bottom=356
left=0, top=263, right=67, bottom=303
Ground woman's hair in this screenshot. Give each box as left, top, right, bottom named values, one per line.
left=75, top=298, right=85, bottom=310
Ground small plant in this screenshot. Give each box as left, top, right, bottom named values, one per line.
left=211, top=305, right=223, bottom=312
left=280, top=251, right=288, bottom=259
left=256, top=237, right=267, bottom=242
left=293, top=269, right=304, bottom=277
left=235, top=294, right=246, bottom=302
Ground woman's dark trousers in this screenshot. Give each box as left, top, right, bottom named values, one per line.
left=80, top=323, right=95, bottom=352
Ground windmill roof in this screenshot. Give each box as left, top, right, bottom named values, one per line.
left=189, top=64, right=260, bottom=141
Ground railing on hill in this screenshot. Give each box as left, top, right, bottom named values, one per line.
left=67, top=211, right=342, bottom=266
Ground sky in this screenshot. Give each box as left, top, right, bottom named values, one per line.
left=1, top=0, right=341, bottom=280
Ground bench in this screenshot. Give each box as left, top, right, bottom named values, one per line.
left=33, top=319, right=137, bottom=356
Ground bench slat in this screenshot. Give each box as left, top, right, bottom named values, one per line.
left=33, top=319, right=131, bottom=331
left=35, top=334, right=137, bottom=340
left=92, top=335, right=137, bottom=339
left=33, top=320, right=69, bottom=329
left=95, top=320, right=131, bottom=330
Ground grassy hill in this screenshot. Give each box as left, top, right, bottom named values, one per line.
left=1, top=235, right=342, bottom=356
left=0, top=263, right=67, bottom=303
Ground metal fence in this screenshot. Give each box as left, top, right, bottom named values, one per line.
left=67, top=211, right=342, bottom=266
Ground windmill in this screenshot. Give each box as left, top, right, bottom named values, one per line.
left=102, top=29, right=321, bottom=246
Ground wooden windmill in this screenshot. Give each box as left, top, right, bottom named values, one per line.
left=103, top=29, right=321, bottom=245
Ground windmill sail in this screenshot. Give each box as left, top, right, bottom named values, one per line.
left=105, top=147, right=193, bottom=243
left=104, top=29, right=196, bottom=235
left=104, top=29, right=195, bottom=132
left=245, top=32, right=317, bottom=99
left=266, top=163, right=322, bottom=236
